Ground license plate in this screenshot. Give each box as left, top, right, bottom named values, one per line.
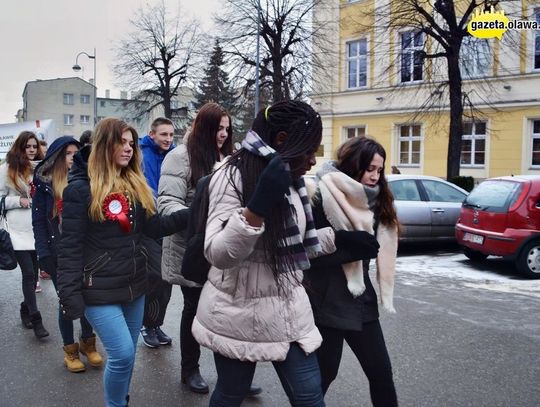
left=463, top=232, right=484, bottom=245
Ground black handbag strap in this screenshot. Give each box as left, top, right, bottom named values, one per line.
left=0, top=196, right=7, bottom=219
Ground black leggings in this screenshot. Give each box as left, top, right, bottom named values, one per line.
left=143, top=280, right=172, bottom=328
left=317, top=320, right=397, bottom=407
left=14, top=250, right=39, bottom=315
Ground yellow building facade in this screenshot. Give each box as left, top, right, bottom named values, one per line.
left=312, top=0, right=540, bottom=180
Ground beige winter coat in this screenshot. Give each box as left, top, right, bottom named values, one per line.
left=157, top=144, right=197, bottom=286
left=0, top=162, right=36, bottom=251
left=192, top=166, right=337, bottom=362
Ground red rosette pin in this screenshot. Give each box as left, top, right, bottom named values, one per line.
left=103, top=193, right=131, bottom=233
left=29, top=181, right=36, bottom=198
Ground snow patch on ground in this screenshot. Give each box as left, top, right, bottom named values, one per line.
left=395, top=253, right=540, bottom=298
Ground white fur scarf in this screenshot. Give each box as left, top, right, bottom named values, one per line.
left=316, top=171, right=398, bottom=313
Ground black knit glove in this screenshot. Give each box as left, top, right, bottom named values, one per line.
left=247, top=156, right=292, bottom=218
left=173, top=208, right=191, bottom=232
left=334, top=230, right=380, bottom=260
left=38, top=256, right=56, bottom=276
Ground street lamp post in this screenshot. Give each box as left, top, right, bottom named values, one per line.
left=255, top=1, right=261, bottom=118
left=72, top=48, right=97, bottom=125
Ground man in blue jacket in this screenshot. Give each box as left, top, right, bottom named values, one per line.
left=140, top=117, right=175, bottom=196
left=139, top=117, right=175, bottom=348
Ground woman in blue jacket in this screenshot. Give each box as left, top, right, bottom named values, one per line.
left=32, top=136, right=103, bottom=372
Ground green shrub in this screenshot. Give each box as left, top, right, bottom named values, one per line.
left=449, top=176, right=475, bottom=192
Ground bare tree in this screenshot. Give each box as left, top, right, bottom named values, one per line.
left=216, top=0, right=331, bottom=104
left=113, top=1, right=203, bottom=120
left=353, top=0, right=525, bottom=179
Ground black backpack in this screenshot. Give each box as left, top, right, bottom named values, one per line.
left=181, top=175, right=212, bottom=285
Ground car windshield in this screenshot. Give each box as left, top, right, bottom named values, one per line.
left=463, top=180, right=522, bottom=212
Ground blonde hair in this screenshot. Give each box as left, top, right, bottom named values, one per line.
left=87, top=118, right=155, bottom=222
left=50, top=146, right=72, bottom=217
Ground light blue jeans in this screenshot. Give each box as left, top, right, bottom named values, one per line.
left=85, top=295, right=145, bottom=407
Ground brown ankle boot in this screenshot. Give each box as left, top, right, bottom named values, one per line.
left=63, top=343, right=86, bottom=372
left=79, top=334, right=103, bottom=367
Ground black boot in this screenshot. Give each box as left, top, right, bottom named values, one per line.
left=30, top=312, right=49, bottom=338
left=20, top=302, right=33, bottom=329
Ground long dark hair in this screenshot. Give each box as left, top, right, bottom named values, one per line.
left=187, top=103, right=233, bottom=188
left=224, top=100, right=322, bottom=279
left=6, top=131, right=44, bottom=193
left=336, top=137, right=398, bottom=228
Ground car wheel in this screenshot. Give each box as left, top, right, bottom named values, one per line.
left=516, top=240, right=540, bottom=279
left=463, top=247, right=488, bottom=262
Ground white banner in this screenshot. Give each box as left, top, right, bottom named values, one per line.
left=0, top=119, right=58, bottom=160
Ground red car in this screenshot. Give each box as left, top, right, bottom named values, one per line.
left=455, top=175, right=540, bottom=278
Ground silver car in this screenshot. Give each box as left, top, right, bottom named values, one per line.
left=387, top=175, right=468, bottom=241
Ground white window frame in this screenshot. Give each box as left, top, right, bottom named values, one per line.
left=346, top=38, right=368, bottom=89
left=460, top=121, right=487, bottom=167
left=80, top=94, right=90, bottom=104
left=397, top=124, right=422, bottom=167
left=343, top=126, right=366, bottom=141
left=460, top=37, right=491, bottom=79
left=399, top=30, right=424, bottom=83
left=63, top=93, right=74, bottom=105
left=531, top=119, right=540, bottom=168
left=64, top=114, right=74, bottom=126
left=80, top=115, right=90, bottom=124
left=534, top=9, right=540, bottom=71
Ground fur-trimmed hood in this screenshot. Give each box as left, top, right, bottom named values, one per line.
left=34, top=136, right=80, bottom=184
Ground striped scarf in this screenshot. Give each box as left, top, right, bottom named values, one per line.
left=241, top=130, right=321, bottom=272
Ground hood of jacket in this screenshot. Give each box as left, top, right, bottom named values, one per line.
left=34, top=136, right=81, bottom=183
left=68, top=144, right=91, bottom=183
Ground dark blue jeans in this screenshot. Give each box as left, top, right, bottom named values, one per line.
left=210, top=343, right=325, bottom=407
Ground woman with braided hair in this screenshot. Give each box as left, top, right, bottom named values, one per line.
left=191, top=100, right=380, bottom=406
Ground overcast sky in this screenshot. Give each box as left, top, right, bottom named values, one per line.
left=0, top=0, right=218, bottom=123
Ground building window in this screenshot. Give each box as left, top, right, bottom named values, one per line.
left=532, top=119, right=540, bottom=166
left=80, top=115, right=90, bottom=124
left=347, top=39, right=367, bottom=88
left=63, top=93, right=74, bottom=105
left=400, top=31, right=424, bottom=83
left=460, top=37, right=490, bottom=78
left=535, top=10, right=540, bottom=70
left=80, top=94, right=90, bottom=104
left=64, top=114, right=74, bottom=126
left=461, top=121, right=486, bottom=166
left=344, top=126, right=366, bottom=139
left=100, top=100, right=106, bottom=107
left=398, top=124, right=422, bottom=165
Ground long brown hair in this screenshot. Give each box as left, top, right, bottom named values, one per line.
left=187, top=103, right=233, bottom=187
left=336, top=137, right=399, bottom=228
left=88, top=118, right=155, bottom=221
left=50, top=143, right=79, bottom=217
left=6, top=131, right=44, bottom=193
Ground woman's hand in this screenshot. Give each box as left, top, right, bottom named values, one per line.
left=246, top=156, right=292, bottom=219
left=20, top=197, right=31, bottom=208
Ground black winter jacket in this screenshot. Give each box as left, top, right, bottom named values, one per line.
left=32, top=136, right=80, bottom=261
left=57, top=147, right=189, bottom=320
left=304, top=194, right=379, bottom=331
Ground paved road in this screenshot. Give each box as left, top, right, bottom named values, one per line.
left=1, top=243, right=539, bottom=406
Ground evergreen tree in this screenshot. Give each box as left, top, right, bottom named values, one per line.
left=195, top=40, right=237, bottom=113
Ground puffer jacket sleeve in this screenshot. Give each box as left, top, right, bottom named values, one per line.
left=31, top=180, right=52, bottom=259
left=0, top=163, right=22, bottom=210
left=143, top=208, right=190, bottom=239
left=157, top=147, right=189, bottom=215
left=204, top=167, right=265, bottom=270
left=57, top=181, right=89, bottom=320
